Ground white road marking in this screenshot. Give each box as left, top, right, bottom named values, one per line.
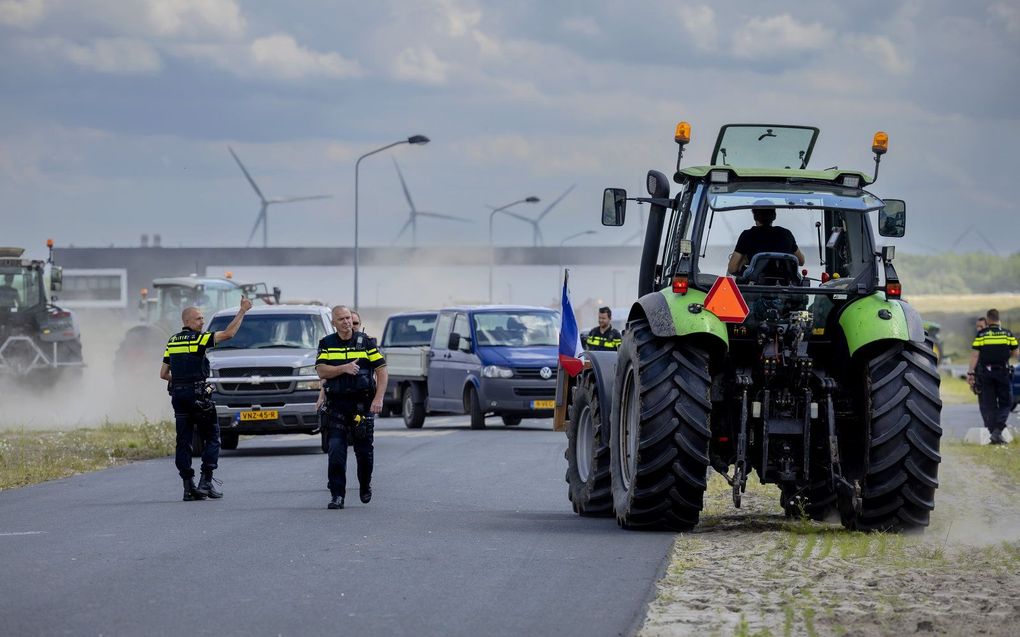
left=0, top=531, right=46, bottom=537
left=376, top=430, right=455, bottom=438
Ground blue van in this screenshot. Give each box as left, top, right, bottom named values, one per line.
left=426, top=305, right=560, bottom=429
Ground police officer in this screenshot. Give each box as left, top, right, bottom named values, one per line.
left=584, top=306, right=622, bottom=351
left=968, top=308, right=1018, bottom=444
left=159, top=297, right=252, bottom=500
left=316, top=305, right=388, bottom=510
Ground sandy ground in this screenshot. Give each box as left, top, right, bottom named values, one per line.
left=641, top=446, right=1020, bottom=637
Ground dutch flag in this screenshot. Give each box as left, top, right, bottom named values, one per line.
left=558, top=270, right=584, bottom=377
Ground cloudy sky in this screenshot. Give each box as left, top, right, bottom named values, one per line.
left=2, top=0, right=1018, bottom=255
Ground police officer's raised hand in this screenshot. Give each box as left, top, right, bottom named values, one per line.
left=341, top=360, right=360, bottom=375
left=239, top=297, right=253, bottom=313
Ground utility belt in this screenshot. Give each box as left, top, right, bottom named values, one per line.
left=168, top=380, right=212, bottom=395
left=320, top=402, right=374, bottom=441
left=977, top=363, right=1012, bottom=374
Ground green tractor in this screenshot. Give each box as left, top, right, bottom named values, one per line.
left=563, top=123, right=941, bottom=532
left=0, top=241, right=85, bottom=382
left=113, top=275, right=280, bottom=377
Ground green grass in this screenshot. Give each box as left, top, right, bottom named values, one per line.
left=948, top=440, right=1020, bottom=484
left=940, top=373, right=977, bottom=404
left=0, top=420, right=175, bottom=490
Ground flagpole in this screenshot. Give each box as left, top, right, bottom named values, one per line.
left=554, top=267, right=572, bottom=432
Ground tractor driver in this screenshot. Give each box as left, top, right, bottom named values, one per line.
left=727, top=207, right=806, bottom=276
left=0, top=274, right=20, bottom=310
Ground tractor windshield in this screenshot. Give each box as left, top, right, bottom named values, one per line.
left=711, top=125, right=819, bottom=169
left=157, top=282, right=246, bottom=324
left=0, top=267, right=43, bottom=312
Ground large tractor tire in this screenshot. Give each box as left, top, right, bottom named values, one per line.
left=610, top=319, right=712, bottom=530
left=402, top=384, right=426, bottom=429
left=564, top=373, right=613, bottom=517
left=843, top=338, right=942, bottom=532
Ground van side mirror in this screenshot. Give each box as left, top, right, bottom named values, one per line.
left=448, top=332, right=461, bottom=351
left=602, top=188, right=627, bottom=226
left=878, top=199, right=906, bottom=237
left=50, top=266, right=63, bottom=292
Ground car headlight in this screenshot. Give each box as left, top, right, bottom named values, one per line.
left=296, top=365, right=320, bottom=390
left=482, top=365, right=514, bottom=379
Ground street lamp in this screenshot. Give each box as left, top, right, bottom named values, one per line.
left=557, top=230, right=596, bottom=301
left=354, top=134, right=430, bottom=308
left=488, top=196, right=540, bottom=303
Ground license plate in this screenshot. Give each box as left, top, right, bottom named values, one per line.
left=239, top=410, right=278, bottom=421
left=530, top=400, right=555, bottom=409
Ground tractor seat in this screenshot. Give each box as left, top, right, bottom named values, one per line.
left=737, top=252, right=802, bottom=286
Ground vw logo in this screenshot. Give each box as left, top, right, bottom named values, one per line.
left=540, top=366, right=553, bottom=380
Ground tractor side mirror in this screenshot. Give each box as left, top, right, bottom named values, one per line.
left=602, top=188, right=627, bottom=226
left=878, top=199, right=906, bottom=237
left=273, top=286, right=281, bottom=304
left=50, top=266, right=63, bottom=292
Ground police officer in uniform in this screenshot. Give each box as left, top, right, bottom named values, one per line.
left=159, top=297, right=252, bottom=500
left=316, top=305, right=388, bottom=510
left=968, top=308, right=1018, bottom=444
left=584, top=306, right=622, bottom=351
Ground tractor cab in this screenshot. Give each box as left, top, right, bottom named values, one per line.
left=145, top=276, right=280, bottom=330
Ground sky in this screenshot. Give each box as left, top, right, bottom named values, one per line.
left=2, top=0, right=1019, bottom=256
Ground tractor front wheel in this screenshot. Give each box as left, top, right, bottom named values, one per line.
left=610, top=319, right=712, bottom=530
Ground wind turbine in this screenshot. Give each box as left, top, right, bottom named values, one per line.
left=499, top=184, right=576, bottom=246
left=391, top=159, right=469, bottom=246
left=228, top=147, right=332, bottom=248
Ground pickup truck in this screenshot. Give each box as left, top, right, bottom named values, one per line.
left=379, top=311, right=438, bottom=428
left=382, top=305, right=560, bottom=429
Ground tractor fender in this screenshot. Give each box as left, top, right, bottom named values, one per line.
left=838, top=293, right=925, bottom=357
left=584, top=350, right=619, bottom=416
left=630, top=288, right=729, bottom=349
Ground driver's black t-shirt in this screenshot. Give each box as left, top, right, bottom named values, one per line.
left=734, top=225, right=798, bottom=261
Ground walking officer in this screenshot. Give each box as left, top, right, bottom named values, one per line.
left=584, top=306, right=622, bottom=351
left=316, top=305, right=388, bottom=510
left=968, top=308, right=1018, bottom=444
left=159, top=297, right=252, bottom=500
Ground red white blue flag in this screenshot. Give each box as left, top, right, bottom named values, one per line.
left=558, top=270, right=584, bottom=377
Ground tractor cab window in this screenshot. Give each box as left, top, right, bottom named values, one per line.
left=0, top=268, right=42, bottom=311
left=711, top=125, right=819, bottom=169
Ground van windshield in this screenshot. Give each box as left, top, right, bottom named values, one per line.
left=207, top=313, right=326, bottom=349
left=473, top=312, right=559, bottom=347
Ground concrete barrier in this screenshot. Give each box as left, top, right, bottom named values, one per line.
left=963, top=427, right=1016, bottom=445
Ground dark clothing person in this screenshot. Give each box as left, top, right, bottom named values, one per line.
left=316, top=331, right=386, bottom=503
left=971, top=324, right=1018, bottom=442
left=164, top=328, right=221, bottom=499
left=584, top=326, right=622, bottom=351
left=733, top=225, right=799, bottom=264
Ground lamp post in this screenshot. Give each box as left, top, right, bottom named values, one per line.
left=354, top=134, right=429, bottom=309
left=558, top=230, right=596, bottom=301
left=488, top=196, right=539, bottom=303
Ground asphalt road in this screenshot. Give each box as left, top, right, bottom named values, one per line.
left=0, top=416, right=674, bottom=637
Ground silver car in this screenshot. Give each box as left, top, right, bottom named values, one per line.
left=206, top=304, right=333, bottom=451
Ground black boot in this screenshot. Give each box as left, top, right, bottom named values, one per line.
left=327, top=495, right=345, bottom=510
left=360, top=484, right=372, bottom=504
left=197, top=470, right=223, bottom=499
left=183, top=478, right=207, bottom=501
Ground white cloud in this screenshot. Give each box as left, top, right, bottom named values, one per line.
left=0, top=0, right=44, bottom=27
left=146, top=0, right=245, bottom=39
left=679, top=5, right=718, bottom=52
left=249, top=34, right=363, bottom=80
left=392, top=47, right=449, bottom=85
left=990, top=2, right=1020, bottom=35
left=562, top=16, right=601, bottom=37
left=436, top=0, right=481, bottom=36
left=846, top=34, right=911, bottom=75
left=29, top=36, right=163, bottom=74
left=731, top=14, right=831, bottom=59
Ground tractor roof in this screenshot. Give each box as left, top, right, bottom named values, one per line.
left=152, top=276, right=243, bottom=289
left=679, top=165, right=873, bottom=186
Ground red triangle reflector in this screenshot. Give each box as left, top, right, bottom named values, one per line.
left=704, top=276, right=749, bottom=323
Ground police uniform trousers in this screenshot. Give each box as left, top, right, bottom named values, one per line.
left=170, top=383, right=220, bottom=480
left=976, top=365, right=1013, bottom=435
left=324, top=397, right=374, bottom=498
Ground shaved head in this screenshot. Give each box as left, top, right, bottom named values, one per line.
left=182, top=306, right=201, bottom=322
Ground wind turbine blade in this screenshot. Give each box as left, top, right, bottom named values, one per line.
left=392, top=218, right=413, bottom=244
left=229, top=146, right=267, bottom=203
left=267, top=195, right=332, bottom=204
left=417, top=212, right=471, bottom=222
left=392, top=158, right=417, bottom=213
left=245, top=209, right=264, bottom=247
left=501, top=210, right=533, bottom=223
left=536, top=184, right=576, bottom=221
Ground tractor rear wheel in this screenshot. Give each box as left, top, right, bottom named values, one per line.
left=843, top=338, right=942, bottom=532
left=610, top=319, right=712, bottom=530
left=565, top=373, right=613, bottom=517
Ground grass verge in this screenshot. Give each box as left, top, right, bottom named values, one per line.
left=948, top=440, right=1020, bottom=484
left=0, top=420, right=175, bottom=490
left=939, top=373, right=977, bottom=404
